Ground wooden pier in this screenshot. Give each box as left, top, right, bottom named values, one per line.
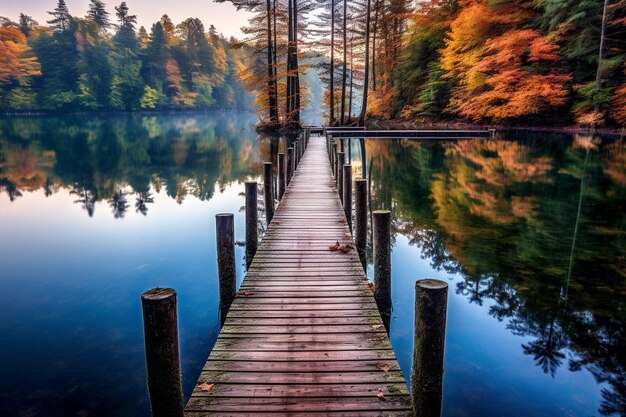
left=184, top=133, right=411, bottom=415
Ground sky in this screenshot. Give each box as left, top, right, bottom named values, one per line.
left=0, top=0, right=252, bottom=38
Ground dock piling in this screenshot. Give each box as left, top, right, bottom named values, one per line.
left=287, top=147, right=294, bottom=185
left=216, top=213, right=236, bottom=318
left=141, top=288, right=184, bottom=417
left=337, top=152, right=345, bottom=203
left=245, top=182, right=258, bottom=265
left=263, top=162, right=274, bottom=224
left=343, top=164, right=352, bottom=232
left=373, top=210, right=392, bottom=328
left=278, top=153, right=286, bottom=200
left=412, top=279, right=448, bottom=417
left=354, top=178, right=367, bottom=268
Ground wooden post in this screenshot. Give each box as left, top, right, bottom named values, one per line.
left=216, top=213, right=236, bottom=318
left=343, top=164, right=352, bottom=232
left=332, top=142, right=338, bottom=177
left=278, top=153, right=286, bottom=200
left=245, top=182, right=258, bottom=265
left=287, top=147, right=294, bottom=185
left=373, top=210, right=391, bottom=329
left=141, top=288, right=184, bottom=417
left=354, top=178, right=367, bottom=268
left=412, top=279, right=448, bottom=417
left=337, top=152, right=345, bottom=203
left=264, top=161, right=274, bottom=224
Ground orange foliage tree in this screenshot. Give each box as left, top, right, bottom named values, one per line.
left=459, top=29, right=571, bottom=120
left=440, top=0, right=571, bottom=121
left=0, top=27, right=41, bottom=84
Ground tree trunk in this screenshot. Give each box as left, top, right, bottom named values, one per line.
left=596, top=0, right=609, bottom=90
left=340, top=0, right=347, bottom=125
left=266, top=0, right=278, bottom=124
left=330, top=0, right=336, bottom=124
left=293, top=0, right=300, bottom=124
left=358, top=0, right=371, bottom=126
left=371, top=0, right=380, bottom=92
left=348, top=33, right=354, bottom=124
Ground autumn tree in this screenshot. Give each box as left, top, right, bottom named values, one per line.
left=0, top=27, right=41, bottom=108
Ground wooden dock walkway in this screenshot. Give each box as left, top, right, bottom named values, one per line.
left=184, top=135, right=411, bottom=416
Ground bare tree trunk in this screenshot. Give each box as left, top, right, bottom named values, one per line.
left=293, top=0, right=300, bottom=124
left=330, top=0, right=336, bottom=124
left=286, top=0, right=293, bottom=121
left=340, top=0, right=347, bottom=125
left=594, top=0, right=610, bottom=115
left=371, top=0, right=380, bottom=92
left=358, top=0, right=371, bottom=126
left=266, top=0, right=278, bottom=124
left=348, top=33, right=354, bottom=124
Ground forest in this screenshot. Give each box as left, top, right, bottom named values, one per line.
left=1, top=0, right=626, bottom=127
left=219, top=0, right=626, bottom=127
left=0, top=1, right=251, bottom=112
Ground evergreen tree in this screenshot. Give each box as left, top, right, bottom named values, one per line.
left=46, top=0, right=72, bottom=32
left=115, top=2, right=137, bottom=28
left=86, top=0, right=111, bottom=30
left=18, top=14, right=39, bottom=37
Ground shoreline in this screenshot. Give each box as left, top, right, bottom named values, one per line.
left=367, top=118, right=626, bottom=138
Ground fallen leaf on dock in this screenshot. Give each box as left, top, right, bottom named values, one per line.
left=239, top=290, right=255, bottom=296
left=371, top=324, right=383, bottom=330
left=329, top=241, right=353, bottom=253
left=198, top=383, right=215, bottom=392
left=376, top=363, right=391, bottom=373
left=368, top=282, right=375, bottom=291
left=377, top=389, right=386, bottom=401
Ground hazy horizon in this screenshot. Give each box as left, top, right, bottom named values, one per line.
left=1, top=0, right=252, bottom=39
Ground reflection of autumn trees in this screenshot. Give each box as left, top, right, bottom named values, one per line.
left=367, top=135, right=626, bottom=416
left=0, top=113, right=264, bottom=216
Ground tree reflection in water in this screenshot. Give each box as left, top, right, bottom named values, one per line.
left=361, top=133, right=626, bottom=416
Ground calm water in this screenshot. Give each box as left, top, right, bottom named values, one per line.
left=0, top=114, right=624, bottom=417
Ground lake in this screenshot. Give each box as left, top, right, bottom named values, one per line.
left=0, top=113, right=624, bottom=417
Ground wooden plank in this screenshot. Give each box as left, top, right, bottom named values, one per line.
left=185, top=135, right=409, bottom=415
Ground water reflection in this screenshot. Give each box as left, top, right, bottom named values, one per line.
left=0, top=113, right=288, bottom=417
left=354, top=133, right=625, bottom=417
left=0, top=113, right=270, bottom=216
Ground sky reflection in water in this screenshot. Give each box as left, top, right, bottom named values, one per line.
left=0, top=114, right=624, bottom=417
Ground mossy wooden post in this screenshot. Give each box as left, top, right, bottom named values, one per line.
left=216, top=213, right=236, bottom=320
left=337, top=152, right=345, bottom=203
left=343, top=164, right=352, bottom=232
left=278, top=153, right=286, bottom=200
left=245, top=182, right=258, bottom=265
left=141, top=288, right=184, bottom=417
left=354, top=178, right=367, bottom=268
left=373, top=210, right=391, bottom=330
left=287, top=147, right=294, bottom=185
left=412, top=279, right=448, bottom=417
left=263, top=162, right=274, bottom=224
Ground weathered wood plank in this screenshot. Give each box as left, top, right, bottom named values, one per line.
left=185, top=135, right=409, bottom=415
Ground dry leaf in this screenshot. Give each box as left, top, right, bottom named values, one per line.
left=240, top=290, right=255, bottom=296
left=329, top=241, right=340, bottom=251
left=198, top=383, right=215, bottom=392
left=376, top=363, right=391, bottom=373
left=368, top=282, right=375, bottom=291
left=377, top=389, right=386, bottom=401
left=371, top=324, right=383, bottom=330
